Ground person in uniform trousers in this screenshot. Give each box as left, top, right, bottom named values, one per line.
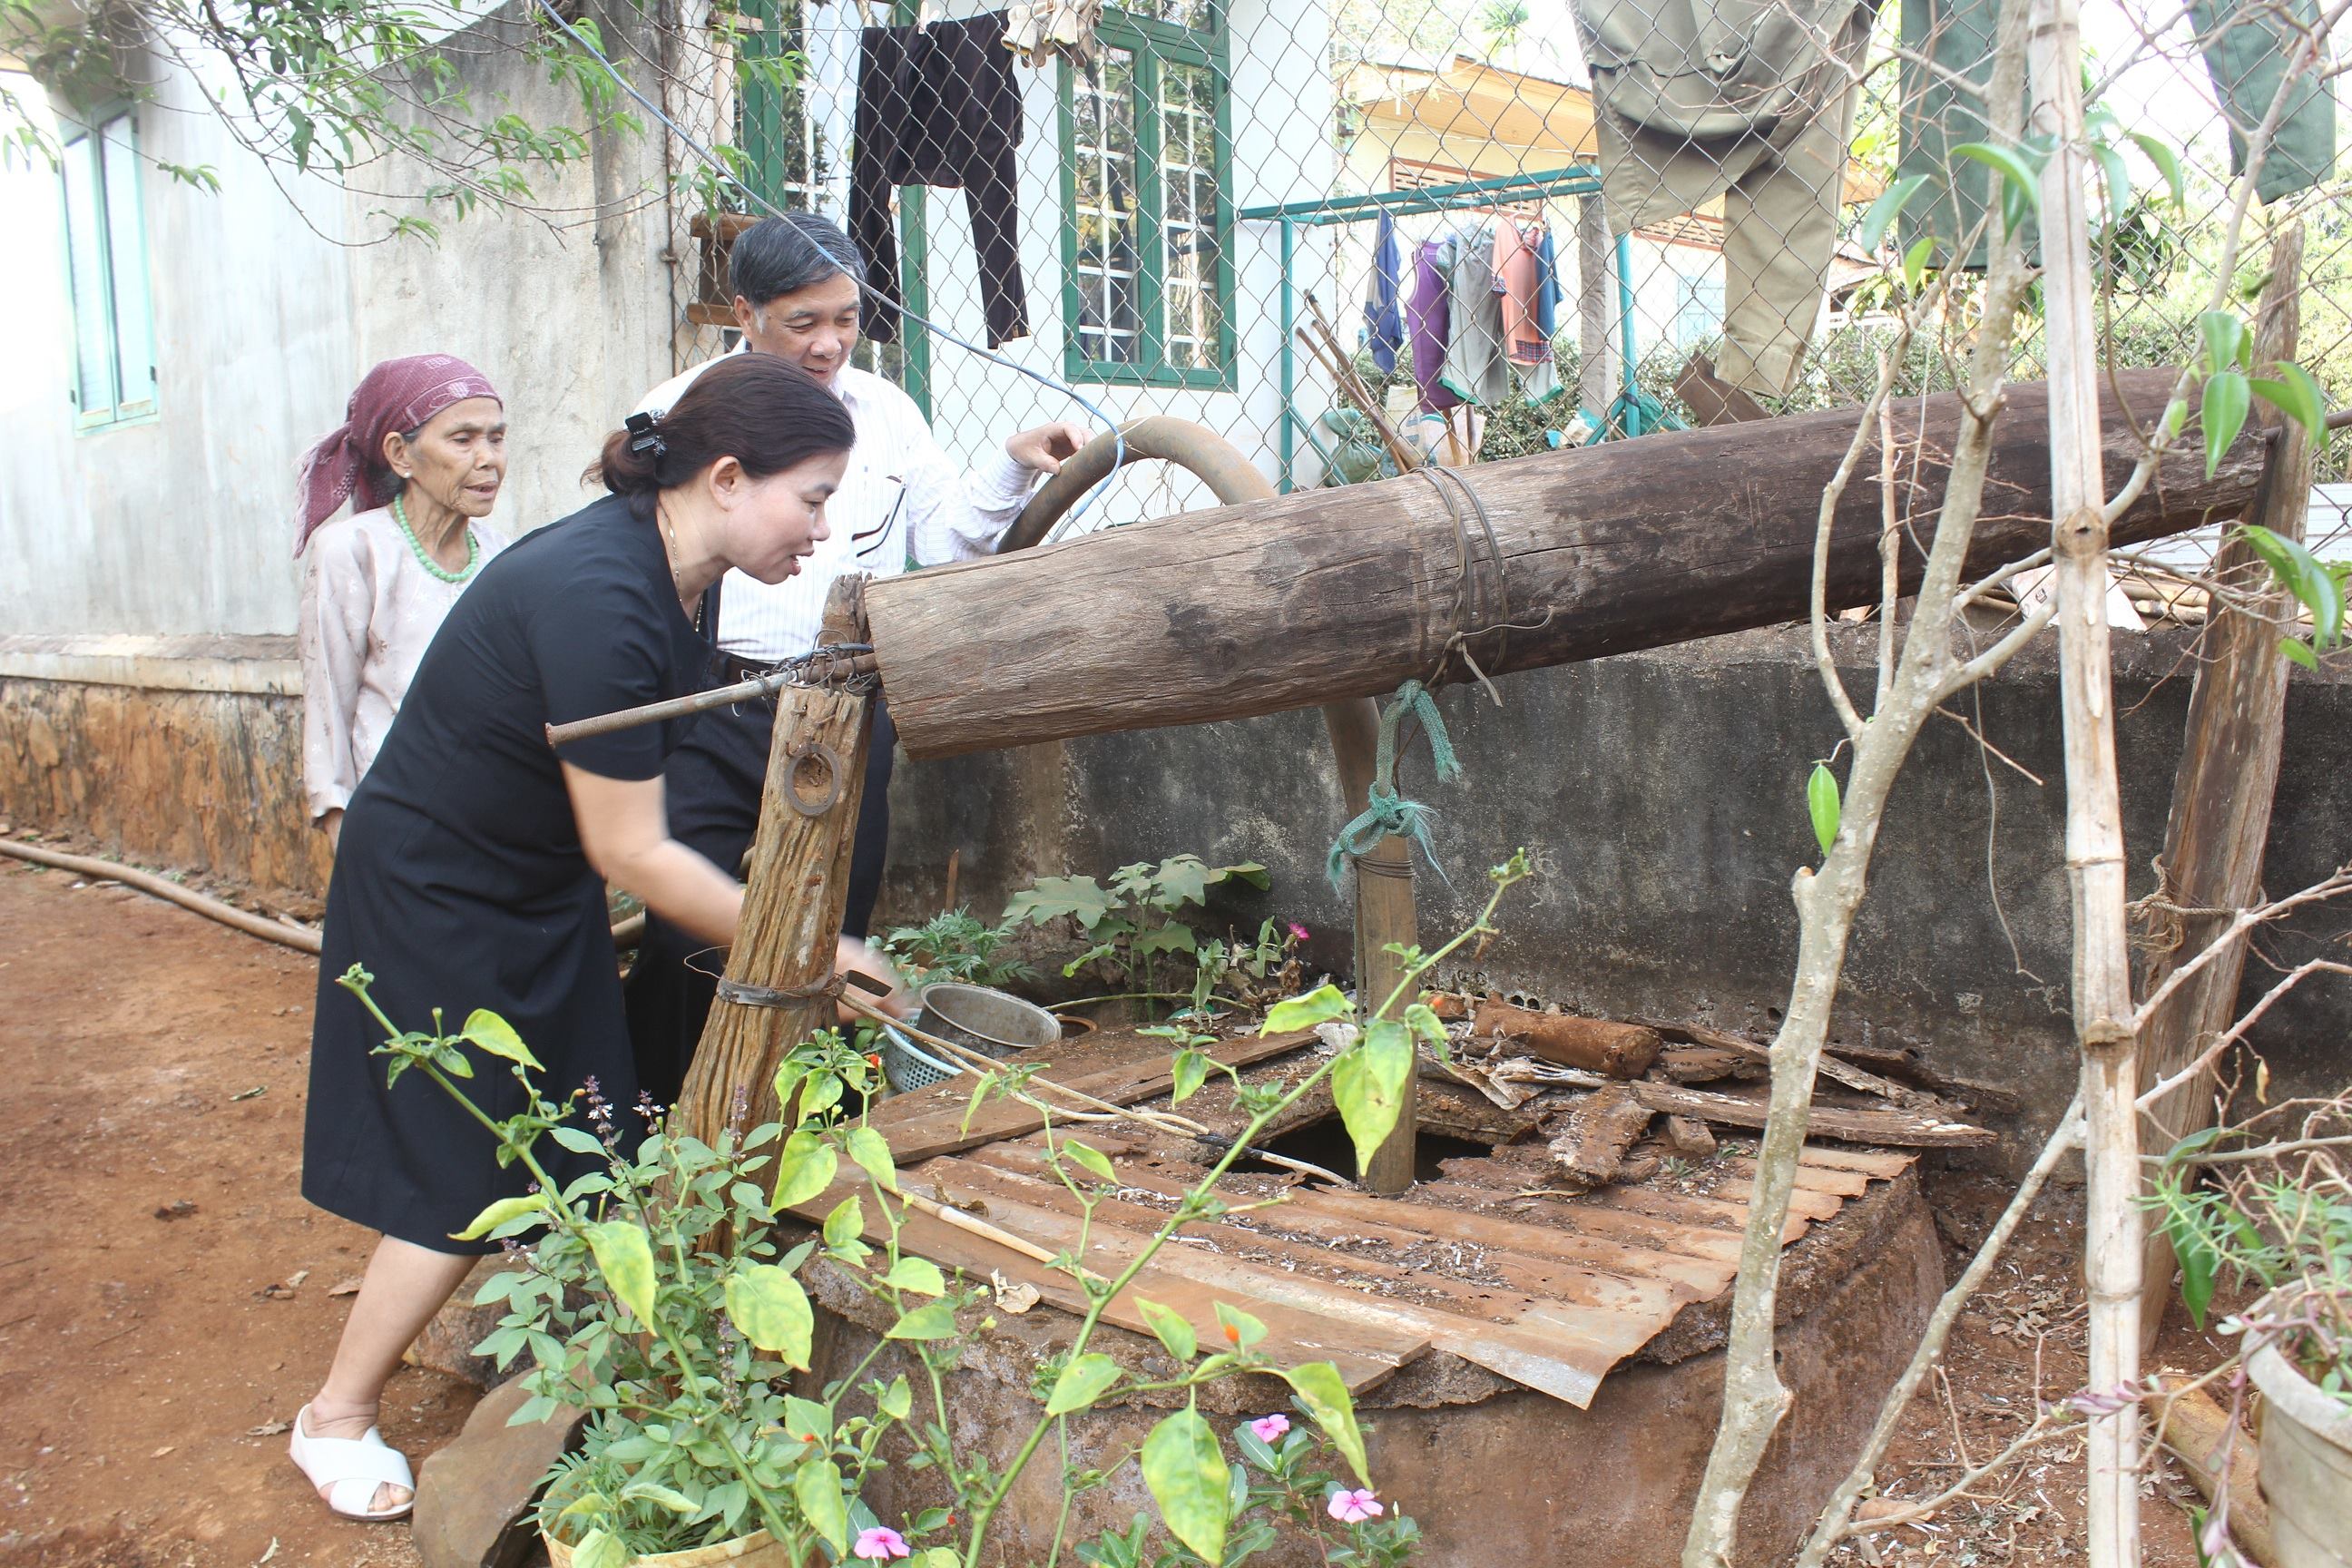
left=622, top=211, right=1087, bottom=1104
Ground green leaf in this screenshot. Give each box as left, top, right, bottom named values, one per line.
left=549, top=1125, right=605, bottom=1156
left=1807, top=762, right=1841, bottom=858
left=580, top=1220, right=658, bottom=1328
left=1217, top=862, right=1271, bottom=890
left=1153, top=855, right=1212, bottom=907
left=1135, top=1297, right=1198, bottom=1360
left=622, top=1481, right=699, bottom=1514
left=572, top=1527, right=628, bottom=1568
left=1004, top=875, right=1116, bottom=931
left=1212, top=1301, right=1267, bottom=1352
left=794, top=1457, right=849, bottom=1554
left=1902, top=236, right=1936, bottom=293
left=1171, top=1047, right=1210, bottom=1104
left=1331, top=1020, right=1413, bottom=1175
left=459, top=1009, right=543, bottom=1071
left=886, top=1299, right=959, bottom=1340
left=448, top=1192, right=546, bottom=1242
left=2129, top=132, right=2186, bottom=208
left=2281, top=636, right=2319, bottom=670
left=1261, top=984, right=1353, bottom=1036
left=1858, top=173, right=1929, bottom=253
left=845, top=1125, right=900, bottom=1195
left=1140, top=1407, right=1230, bottom=1563
left=770, top=1129, right=838, bottom=1210
left=723, top=1262, right=814, bottom=1368
left=1046, top=1351, right=1123, bottom=1415
left=2199, top=310, right=2249, bottom=375
left=1280, top=1361, right=1370, bottom=1485
left=877, top=1374, right=914, bottom=1420
left=1133, top=921, right=1200, bottom=956
left=2088, top=142, right=2131, bottom=221
left=2202, top=371, right=2250, bottom=479
left=883, top=1256, right=946, bottom=1297
left=1952, top=142, right=2042, bottom=222
left=1062, top=1139, right=1117, bottom=1182
left=2249, top=360, right=2328, bottom=445
left=821, top=1194, right=866, bottom=1252
left=2161, top=1206, right=2221, bottom=1330
left=1403, top=1003, right=1448, bottom=1050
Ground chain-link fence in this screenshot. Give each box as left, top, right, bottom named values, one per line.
left=652, top=0, right=2347, bottom=586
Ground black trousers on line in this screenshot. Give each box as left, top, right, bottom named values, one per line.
left=622, top=693, right=897, bottom=1109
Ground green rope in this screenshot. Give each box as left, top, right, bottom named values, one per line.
left=1326, top=680, right=1462, bottom=889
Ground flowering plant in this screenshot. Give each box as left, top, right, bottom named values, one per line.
left=342, top=849, right=1527, bottom=1568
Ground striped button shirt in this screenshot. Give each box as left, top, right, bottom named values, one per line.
left=635, top=350, right=1038, bottom=662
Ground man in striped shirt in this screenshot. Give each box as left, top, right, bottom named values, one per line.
left=623, top=212, right=1087, bottom=1104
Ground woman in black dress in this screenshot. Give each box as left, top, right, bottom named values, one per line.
left=289, top=355, right=897, bottom=1520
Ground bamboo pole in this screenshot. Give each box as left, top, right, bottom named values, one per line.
left=2030, top=7, right=2142, bottom=1566
left=2132, top=225, right=2309, bottom=1350
left=676, top=580, right=876, bottom=1146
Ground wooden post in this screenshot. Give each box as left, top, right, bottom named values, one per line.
left=2031, top=5, right=2141, bottom=1563
left=676, top=579, right=875, bottom=1146
left=1578, top=193, right=1617, bottom=426
left=2132, top=223, right=2310, bottom=1348
left=1322, top=698, right=1418, bottom=1195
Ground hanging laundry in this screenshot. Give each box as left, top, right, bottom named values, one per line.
left=1362, top=209, right=1406, bottom=376
left=1532, top=225, right=1562, bottom=344
left=1003, top=0, right=1103, bottom=67
left=850, top=11, right=1030, bottom=348
left=1404, top=238, right=1461, bottom=414
left=2190, top=0, right=2335, bottom=202
left=1494, top=218, right=1562, bottom=403
left=1571, top=0, right=1878, bottom=400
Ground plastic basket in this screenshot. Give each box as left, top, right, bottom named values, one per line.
left=879, top=1019, right=964, bottom=1094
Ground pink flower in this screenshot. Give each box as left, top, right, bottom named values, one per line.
left=1327, top=1488, right=1384, bottom=1524
left=1249, top=1413, right=1291, bottom=1442
left=853, top=1526, right=911, bottom=1561
left=1286, top=923, right=1310, bottom=943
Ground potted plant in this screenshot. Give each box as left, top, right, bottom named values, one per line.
left=2151, top=1124, right=2352, bottom=1568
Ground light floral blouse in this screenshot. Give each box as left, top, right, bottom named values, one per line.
left=298, top=505, right=509, bottom=823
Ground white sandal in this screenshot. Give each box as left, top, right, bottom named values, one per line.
left=289, top=1403, right=416, bottom=1522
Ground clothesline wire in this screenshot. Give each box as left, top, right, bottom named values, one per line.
left=522, top=0, right=1128, bottom=535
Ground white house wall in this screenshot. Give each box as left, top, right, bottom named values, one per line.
left=1, top=61, right=354, bottom=643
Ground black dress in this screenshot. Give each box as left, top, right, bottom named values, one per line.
left=303, top=495, right=708, bottom=1254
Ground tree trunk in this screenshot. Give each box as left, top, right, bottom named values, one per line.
left=2132, top=224, right=2308, bottom=1350
left=867, top=371, right=2267, bottom=760
left=2031, top=7, right=2143, bottom=1565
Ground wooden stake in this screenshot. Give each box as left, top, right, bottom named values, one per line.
left=676, top=579, right=876, bottom=1146
left=2132, top=225, right=2309, bottom=1350
left=2030, top=7, right=2142, bottom=1565
left=1324, top=698, right=1419, bottom=1196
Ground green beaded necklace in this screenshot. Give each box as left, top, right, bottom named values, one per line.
left=390, top=494, right=481, bottom=584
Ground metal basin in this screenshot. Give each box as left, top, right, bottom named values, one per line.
left=917, top=983, right=1062, bottom=1061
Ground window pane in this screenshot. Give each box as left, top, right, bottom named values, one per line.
left=1072, top=48, right=1141, bottom=365
left=60, top=132, right=114, bottom=418
left=1132, top=0, right=1215, bottom=30
left=1158, top=60, right=1221, bottom=371
left=98, top=114, right=153, bottom=413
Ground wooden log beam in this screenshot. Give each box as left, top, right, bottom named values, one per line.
left=867, top=371, right=2267, bottom=760
left=2132, top=227, right=2311, bottom=1352
left=676, top=581, right=875, bottom=1146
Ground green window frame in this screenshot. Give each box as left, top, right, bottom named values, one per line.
left=1057, top=3, right=1235, bottom=389
left=59, top=107, right=157, bottom=432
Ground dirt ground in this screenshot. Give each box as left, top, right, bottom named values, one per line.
left=0, top=857, right=2258, bottom=1568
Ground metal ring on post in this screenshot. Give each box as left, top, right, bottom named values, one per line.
left=782, top=739, right=846, bottom=817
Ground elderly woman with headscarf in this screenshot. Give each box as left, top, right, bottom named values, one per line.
left=296, top=355, right=510, bottom=852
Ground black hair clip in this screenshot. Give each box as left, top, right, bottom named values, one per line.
left=625, top=410, right=669, bottom=463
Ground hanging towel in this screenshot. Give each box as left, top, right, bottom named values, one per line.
left=1363, top=210, right=1406, bottom=376
left=1003, top=0, right=1102, bottom=67
left=1405, top=239, right=1461, bottom=414
left=849, top=13, right=1030, bottom=348
left=1494, top=219, right=1563, bottom=403
left=1533, top=225, right=1562, bottom=343
left=1572, top=0, right=1878, bottom=399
